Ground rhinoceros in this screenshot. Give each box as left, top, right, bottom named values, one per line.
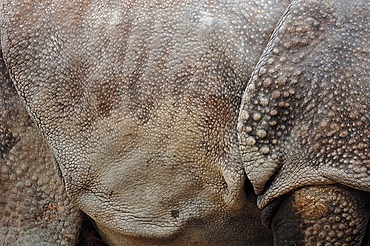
left=0, top=0, right=369, bottom=245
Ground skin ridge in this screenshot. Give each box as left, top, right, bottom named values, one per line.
left=238, top=0, right=370, bottom=207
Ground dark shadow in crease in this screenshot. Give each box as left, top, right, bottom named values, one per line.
left=361, top=204, right=370, bottom=246
left=78, top=211, right=109, bottom=246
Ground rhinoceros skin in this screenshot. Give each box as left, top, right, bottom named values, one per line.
left=238, top=0, right=370, bottom=245
left=0, top=47, right=83, bottom=244
left=1, top=0, right=369, bottom=245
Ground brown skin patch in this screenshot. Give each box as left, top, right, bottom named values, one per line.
left=292, top=186, right=369, bottom=245
left=293, top=188, right=329, bottom=220
left=202, top=94, right=239, bottom=157
left=268, top=186, right=369, bottom=246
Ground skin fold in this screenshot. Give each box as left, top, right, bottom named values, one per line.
left=0, top=0, right=369, bottom=245
left=1, top=0, right=289, bottom=245
left=0, top=46, right=81, bottom=245
left=238, top=0, right=370, bottom=245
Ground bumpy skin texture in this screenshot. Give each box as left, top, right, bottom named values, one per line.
left=268, top=186, right=369, bottom=245
left=238, top=0, right=369, bottom=207
left=0, top=0, right=293, bottom=245
left=0, top=49, right=81, bottom=244
left=238, top=0, right=370, bottom=245
left=2, top=0, right=369, bottom=245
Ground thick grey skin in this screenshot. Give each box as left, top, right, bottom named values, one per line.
left=1, top=0, right=369, bottom=246
left=0, top=0, right=291, bottom=245
left=0, top=50, right=81, bottom=243
left=238, top=0, right=370, bottom=245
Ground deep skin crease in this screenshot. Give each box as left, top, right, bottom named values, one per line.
left=0, top=0, right=369, bottom=245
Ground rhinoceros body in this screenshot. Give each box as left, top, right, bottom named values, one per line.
left=0, top=0, right=369, bottom=245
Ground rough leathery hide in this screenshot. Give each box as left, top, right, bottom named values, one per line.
left=3, top=0, right=369, bottom=245
left=267, top=186, right=369, bottom=246
left=238, top=0, right=370, bottom=208
left=1, top=0, right=291, bottom=245
left=293, top=186, right=369, bottom=245
left=0, top=49, right=81, bottom=243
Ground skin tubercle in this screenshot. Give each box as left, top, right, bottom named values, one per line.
left=238, top=0, right=370, bottom=208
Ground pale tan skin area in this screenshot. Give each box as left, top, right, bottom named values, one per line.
left=1, top=0, right=369, bottom=245
left=1, top=0, right=289, bottom=245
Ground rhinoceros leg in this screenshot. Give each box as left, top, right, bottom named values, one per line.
left=0, top=47, right=83, bottom=244
left=266, top=186, right=369, bottom=245
left=238, top=0, right=370, bottom=244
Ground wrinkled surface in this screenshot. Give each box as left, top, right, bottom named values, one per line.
left=1, top=0, right=293, bottom=245
left=2, top=0, right=370, bottom=245
left=238, top=0, right=370, bottom=208
left=0, top=48, right=81, bottom=244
